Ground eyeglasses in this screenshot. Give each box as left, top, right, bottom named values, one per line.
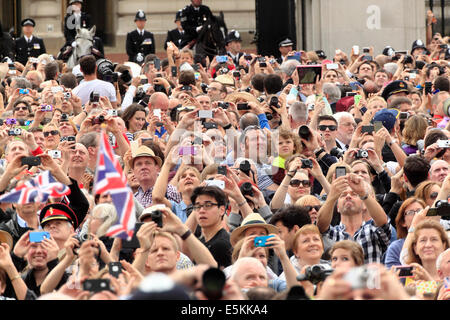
left=192, top=202, right=219, bottom=211
left=305, top=205, right=321, bottom=211
left=430, top=192, right=439, bottom=199
left=289, top=179, right=311, bottom=187
left=44, top=130, right=60, bottom=137
left=14, top=106, right=28, bottom=111
left=318, top=125, right=337, bottom=131
left=405, top=209, right=422, bottom=216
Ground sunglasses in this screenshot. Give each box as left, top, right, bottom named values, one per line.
left=430, top=192, right=439, bottom=199
left=318, top=125, right=337, bottom=131
left=44, top=130, right=60, bottom=137
left=305, top=205, right=321, bottom=211
left=14, top=106, right=28, bottom=111
left=289, top=179, right=311, bottom=187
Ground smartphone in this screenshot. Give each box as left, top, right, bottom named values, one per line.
left=287, top=55, right=301, bottom=62
left=154, top=58, right=161, bottom=70
left=90, top=92, right=100, bottom=103
left=346, top=92, right=357, bottom=97
left=425, top=82, right=433, bottom=95
left=19, top=89, right=29, bottom=95
left=354, top=95, right=362, bottom=107
left=394, top=265, right=414, bottom=278
left=218, top=166, right=227, bottom=176
left=108, top=262, right=122, bottom=278
left=216, top=55, right=228, bottom=63
left=352, top=45, right=360, bottom=55
left=237, top=102, right=250, bottom=111
left=232, top=71, right=241, bottom=79
left=29, top=231, right=51, bottom=243
left=326, top=63, right=338, bottom=70
left=362, top=55, right=373, bottom=61
left=296, top=65, right=322, bottom=84
left=121, top=222, right=144, bottom=249
left=203, top=122, right=218, bottom=129
left=374, top=121, right=383, bottom=132
left=205, top=179, right=225, bottom=189
left=179, top=146, right=197, bottom=156
left=254, top=235, right=275, bottom=247
left=198, top=110, right=213, bottom=119
left=335, top=166, right=347, bottom=178
left=360, top=106, right=368, bottom=115
left=361, top=125, right=374, bottom=133
left=171, top=66, right=177, bottom=77
left=399, top=112, right=409, bottom=120
left=83, top=279, right=112, bottom=293
left=140, top=78, right=148, bottom=85
left=21, top=156, right=41, bottom=167
left=153, top=109, right=161, bottom=120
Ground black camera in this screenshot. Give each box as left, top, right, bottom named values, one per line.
left=355, top=149, right=369, bottom=159
left=239, top=160, right=251, bottom=176
left=269, top=96, right=280, bottom=108
left=181, top=85, right=192, bottom=91
left=151, top=210, right=163, bottom=228
left=330, top=147, right=344, bottom=158
left=96, top=59, right=115, bottom=82
left=427, top=200, right=450, bottom=217
left=265, top=112, right=273, bottom=120
left=296, top=264, right=334, bottom=285
left=298, top=125, right=311, bottom=140
left=240, top=182, right=254, bottom=197
left=301, top=159, right=313, bottom=169
left=92, top=115, right=105, bottom=125
left=218, top=102, right=229, bottom=109
left=200, top=83, right=208, bottom=94
left=201, top=268, right=226, bottom=300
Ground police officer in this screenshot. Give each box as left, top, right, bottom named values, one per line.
left=226, top=30, right=244, bottom=66
left=126, top=10, right=155, bottom=65
left=179, top=0, right=213, bottom=48
left=164, top=10, right=185, bottom=50
left=64, top=0, right=92, bottom=45
left=277, top=38, right=293, bottom=64
left=14, top=19, right=46, bottom=66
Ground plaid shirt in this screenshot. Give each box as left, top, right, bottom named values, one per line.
left=134, top=184, right=181, bottom=208
left=322, top=220, right=391, bottom=264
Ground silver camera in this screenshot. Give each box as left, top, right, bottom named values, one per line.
left=48, top=150, right=61, bottom=159
left=343, top=266, right=380, bottom=290
left=107, top=109, right=118, bottom=117
left=63, top=92, right=71, bottom=100
left=437, top=139, right=450, bottom=149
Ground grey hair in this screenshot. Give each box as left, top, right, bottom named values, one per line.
left=323, top=83, right=342, bottom=104
left=436, top=248, right=450, bottom=270
left=79, top=131, right=99, bottom=149
left=280, top=60, right=301, bottom=77
left=383, top=63, right=398, bottom=76
left=91, top=203, right=118, bottom=238
left=334, top=112, right=354, bottom=125
left=11, top=77, right=32, bottom=89
left=230, top=257, right=266, bottom=282
left=288, top=101, right=308, bottom=122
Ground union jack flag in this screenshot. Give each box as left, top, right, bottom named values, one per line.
left=94, top=131, right=136, bottom=240
left=0, top=170, right=71, bottom=204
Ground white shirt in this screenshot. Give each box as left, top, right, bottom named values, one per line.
left=73, top=79, right=117, bottom=105
left=24, top=36, right=33, bottom=43
left=136, top=28, right=145, bottom=36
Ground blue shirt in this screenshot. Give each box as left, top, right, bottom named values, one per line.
left=170, top=200, right=188, bottom=223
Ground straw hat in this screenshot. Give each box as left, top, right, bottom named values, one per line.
left=224, top=91, right=259, bottom=105
left=129, top=145, right=163, bottom=169
left=230, top=212, right=279, bottom=246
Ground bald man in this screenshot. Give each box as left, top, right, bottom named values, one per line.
left=230, top=257, right=268, bottom=291
left=430, top=159, right=449, bottom=183
left=68, top=143, right=90, bottom=183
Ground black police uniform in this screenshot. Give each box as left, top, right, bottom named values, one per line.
left=14, top=19, right=46, bottom=66
left=164, top=10, right=184, bottom=50
left=226, top=30, right=244, bottom=66
left=179, top=3, right=213, bottom=47
left=63, top=11, right=92, bottom=44
left=126, top=11, right=155, bottom=64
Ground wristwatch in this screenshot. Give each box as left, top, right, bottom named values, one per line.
left=408, top=227, right=415, bottom=233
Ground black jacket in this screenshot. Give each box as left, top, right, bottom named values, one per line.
left=126, top=30, right=155, bottom=63
left=0, top=32, right=15, bottom=61
left=164, top=28, right=184, bottom=50
left=179, top=4, right=213, bottom=47
left=64, top=12, right=93, bottom=43
left=14, top=36, right=46, bottom=66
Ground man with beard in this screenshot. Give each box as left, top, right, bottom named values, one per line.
left=316, top=173, right=391, bottom=264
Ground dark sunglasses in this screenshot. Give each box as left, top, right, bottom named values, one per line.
left=318, top=125, right=337, bottom=131
left=430, top=192, right=439, bottom=199
left=44, top=130, right=60, bottom=137
left=289, top=179, right=311, bottom=187
left=305, top=205, right=321, bottom=211
left=14, top=106, right=28, bottom=111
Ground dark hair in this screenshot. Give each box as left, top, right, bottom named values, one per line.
left=388, top=96, right=412, bottom=109
left=403, top=155, right=431, bottom=188
left=179, top=71, right=196, bottom=86
left=251, top=73, right=266, bottom=92
left=59, top=73, right=77, bottom=89
left=190, top=186, right=228, bottom=208
left=79, top=55, right=97, bottom=75
left=269, top=206, right=311, bottom=231
left=121, top=103, right=147, bottom=130
left=424, top=129, right=448, bottom=158
left=434, top=75, right=450, bottom=92
left=263, top=74, right=283, bottom=95
left=13, top=99, right=31, bottom=113
left=318, top=115, right=338, bottom=126
left=44, top=61, right=59, bottom=81
left=357, top=61, right=374, bottom=73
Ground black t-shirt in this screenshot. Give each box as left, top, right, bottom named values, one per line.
left=199, top=228, right=232, bottom=268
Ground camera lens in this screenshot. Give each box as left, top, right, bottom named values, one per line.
left=298, top=126, right=311, bottom=140
left=202, top=268, right=226, bottom=300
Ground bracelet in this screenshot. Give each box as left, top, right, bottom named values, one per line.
left=237, top=200, right=247, bottom=207
left=180, top=229, right=192, bottom=241
left=10, top=274, right=21, bottom=282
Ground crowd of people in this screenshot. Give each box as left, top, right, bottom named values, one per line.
left=0, top=3, right=449, bottom=301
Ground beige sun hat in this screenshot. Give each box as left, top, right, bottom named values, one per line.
left=230, top=212, right=279, bottom=246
